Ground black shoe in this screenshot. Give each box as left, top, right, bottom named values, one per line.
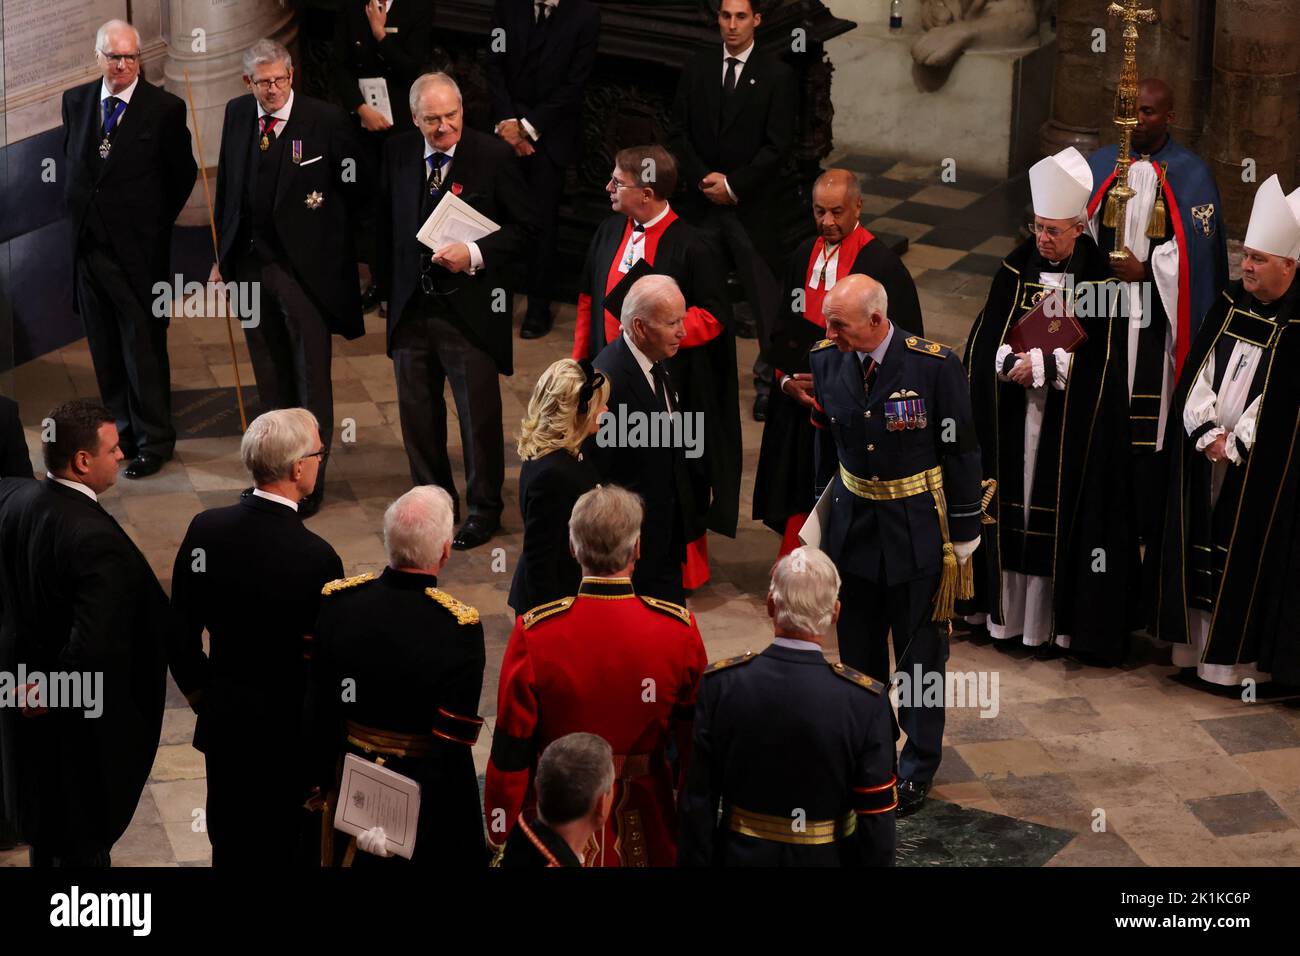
left=520, top=309, right=553, bottom=339
left=123, top=452, right=166, bottom=479
left=752, top=391, right=769, bottom=422
left=360, top=284, right=381, bottom=311
left=896, top=779, right=929, bottom=817
left=1035, top=642, right=1064, bottom=661
left=452, top=515, right=498, bottom=550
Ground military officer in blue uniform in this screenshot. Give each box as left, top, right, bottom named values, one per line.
left=678, top=547, right=897, bottom=866
left=809, top=274, right=984, bottom=815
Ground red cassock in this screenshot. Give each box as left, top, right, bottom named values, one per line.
left=484, top=576, right=708, bottom=866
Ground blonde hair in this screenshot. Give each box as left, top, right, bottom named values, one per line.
left=517, top=359, right=610, bottom=461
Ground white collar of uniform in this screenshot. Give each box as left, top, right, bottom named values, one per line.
left=634, top=203, right=672, bottom=230
left=257, top=88, right=294, bottom=123
left=424, top=140, right=457, bottom=162
left=623, top=331, right=657, bottom=380
left=724, top=41, right=755, bottom=65
left=251, top=488, right=299, bottom=512
left=772, top=636, right=823, bottom=652
left=100, top=76, right=139, bottom=105
left=857, top=321, right=895, bottom=367
left=47, top=473, right=97, bottom=502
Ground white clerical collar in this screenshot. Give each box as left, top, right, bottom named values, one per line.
left=100, top=77, right=139, bottom=104
left=772, top=637, right=823, bottom=652
left=623, top=331, right=657, bottom=379
left=252, top=488, right=298, bottom=512
left=724, top=41, right=755, bottom=64
left=857, top=322, right=895, bottom=367
left=47, top=473, right=97, bottom=502
left=424, top=140, right=457, bottom=161
left=258, top=89, right=294, bottom=123
left=635, top=203, right=671, bottom=230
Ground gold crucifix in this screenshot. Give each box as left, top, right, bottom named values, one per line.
left=1104, top=0, right=1159, bottom=264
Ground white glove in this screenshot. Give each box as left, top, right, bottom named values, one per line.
left=953, top=537, right=980, bottom=565
left=357, top=826, right=392, bottom=858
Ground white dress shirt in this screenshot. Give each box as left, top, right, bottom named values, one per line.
left=717, top=42, right=754, bottom=204
left=252, top=488, right=299, bottom=511
left=619, top=203, right=672, bottom=273
left=772, top=637, right=822, bottom=652
left=47, top=474, right=97, bottom=502
left=256, top=88, right=295, bottom=130
left=623, top=331, right=673, bottom=412
left=423, top=140, right=484, bottom=273
left=100, top=76, right=139, bottom=108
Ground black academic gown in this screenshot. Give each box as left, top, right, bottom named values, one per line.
left=753, top=234, right=924, bottom=535
left=577, top=213, right=741, bottom=538
left=963, top=235, right=1140, bottom=661
left=1152, top=278, right=1300, bottom=681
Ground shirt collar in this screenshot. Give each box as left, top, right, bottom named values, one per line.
left=772, top=636, right=823, bottom=652
left=47, top=473, right=97, bottom=502
left=725, top=41, right=755, bottom=65
left=623, top=331, right=657, bottom=379
left=100, top=77, right=139, bottom=104
left=257, top=88, right=294, bottom=123
left=251, top=488, right=298, bottom=511
left=424, top=140, right=457, bottom=161
left=857, top=322, right=895, bottom=367
left=635, top=203, right=671, bottom=230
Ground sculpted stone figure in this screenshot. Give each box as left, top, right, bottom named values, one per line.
left=912, top=0, right=1046, bottom=69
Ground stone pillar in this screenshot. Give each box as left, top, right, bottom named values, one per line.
left=162, top=0, right=298, bottom=226
left=1205, top=0, right=1300, bottom=237
left=1039, top=0, right=1107, bottom=157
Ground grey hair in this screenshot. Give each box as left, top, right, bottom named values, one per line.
left=409, top=71, right=462, bottom=115
left=536, top=733, right=615, bottom=826
left=242, top=38, right=293, bottom=77
left=94, top=19, right=141, bottom=54
left=769, top=546, right=842, bottom=638
left=383, top=485, right=455, bottom=570
left=619, top=274, right=683, bottom=331
left=862, top=279, right=889, bottom=321
left=569, top=485, right=643, bottom=576
left=240, top=408, right=319, bottom=485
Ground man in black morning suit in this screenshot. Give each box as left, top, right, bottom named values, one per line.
left=62, top=20, right=197, bottom=480
left=590, top=274, right=699, bottom=606
left=670, top=0, right=796, bottom=420
left=212, top=38, right=365, bottom=517
left=376, top=71, right=539, bottom=550
left=0, top=400, right=170, bottom=867
left=486, top=0, right=601, bottom=339
left=168, top=409, right=343, bottom=866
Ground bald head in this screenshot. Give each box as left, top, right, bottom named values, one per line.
left=822, top=274, right=890, bottom=353
left=1134, top=78, right=1175, bottom=153
left=812, top=169, right=864, bottom=243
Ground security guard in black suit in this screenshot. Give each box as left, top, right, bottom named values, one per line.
left=678, top=547, right=897, bottom=866
left=310, top=487, right=487, bottom=867
left=809, top=274, right=984, bottom=816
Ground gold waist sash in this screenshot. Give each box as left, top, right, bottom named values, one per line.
left=725, top=805, right=857, bottom=846
left=344, top=720, right=435, bottom=759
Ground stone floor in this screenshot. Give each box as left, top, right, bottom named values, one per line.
left=3, top=159, right=1298, bottom=867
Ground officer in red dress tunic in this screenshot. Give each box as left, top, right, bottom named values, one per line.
left=484, top=485, right=708, bottom=866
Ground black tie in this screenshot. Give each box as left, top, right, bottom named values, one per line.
left=723, top=57, right=740, bottom=94
left=861, top=356, right=878, bottom=399
left=651, top=362, right=672, bottom=412
left=535, top=1, right=552, bottom=23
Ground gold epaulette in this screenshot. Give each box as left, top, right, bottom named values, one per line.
left=521, top=596, right=575, bottom=630
left=639, top=594, right=692, bottom=625
left=830, top=661, right=884, bottom=695
left=321, top=572, right=376, bottom=596
left=425, top=587, right=480, bottom=625
left=810, top=338, right=836, bottom=352
left=903, top=335, right=952, bottom=359
left=703, top=651, right=756, bottom=675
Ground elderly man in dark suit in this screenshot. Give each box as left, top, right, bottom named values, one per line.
left=62, top=19, right=197, bottom=480
left=169, top=408, right=343, bottom=866
left=0, top=400, right=170, bottom=867
left=590, top=274, right=698, bottom=605
left=670, top=0, right=796, bottom=421
left=211, top=38, right=365, bottom=517
left=486, top=0, right=600, bottom=339
left=376, top=71, right=539, bottom=551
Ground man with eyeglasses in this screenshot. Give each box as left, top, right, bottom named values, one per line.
left=375, top=72, right=538, bottom=550
left=168, top=408, right=343, bottom=866
left=61, top=19, right=197, bottom=482
left=211, top=38, right=365, bottom=518
left=963, top=147, right=1139, bottom=666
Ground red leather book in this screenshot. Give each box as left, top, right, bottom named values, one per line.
left=1007, top=291, right=1088, bottom=354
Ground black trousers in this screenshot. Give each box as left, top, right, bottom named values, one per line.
left=693, top=206, right=781, bottom=394
left=837, top=571, right=948, bottom=784
left=392, top=306, right=504, bottom=522
left=522, top=150, right=566, bottom=317
left=205, top=749, right=313, bottom=867
left=239, top=255, right=334, bottom=495
left=75, top=246, right=175, bottom=458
